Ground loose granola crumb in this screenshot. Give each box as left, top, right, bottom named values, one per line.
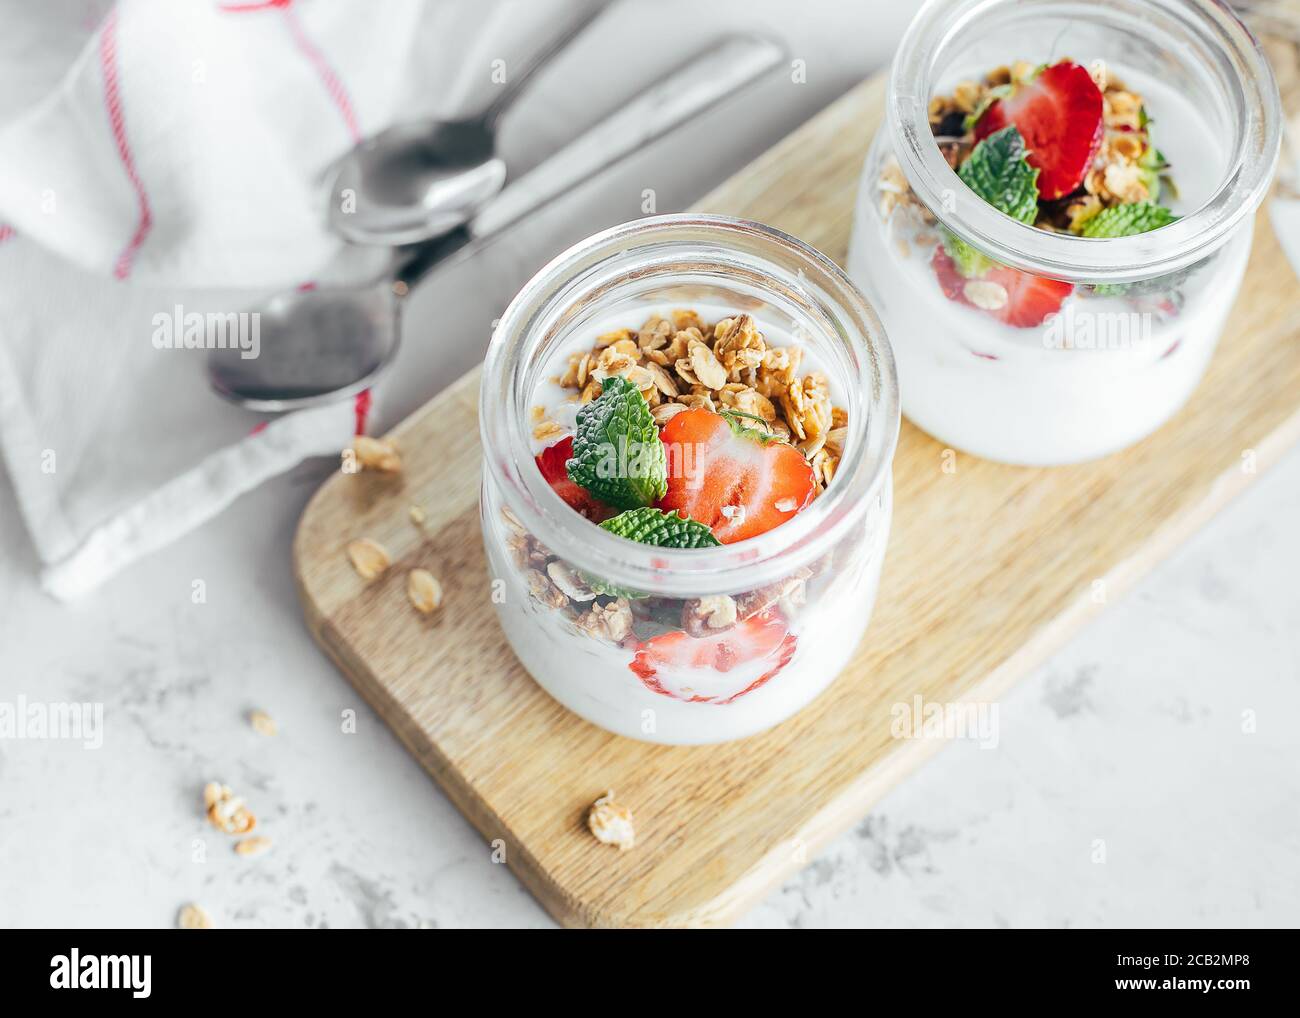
left=407, top=568, right=443, bottom=614
left=532, top=419, right=565, bottom=442
left=178, top=903, right=213, bottom=929
left=351, top=435, right=402, bottom=473
left=234, top=836, right=272, bottom=858
left=347, top=538, right=390, bottom=581
left=248, top=709, right=277, bottom=737
left=203, top=782, right=256, bottom=836
left=409, top=504, right=427, bottom=526
left=587, top=791, right=635, bottom=851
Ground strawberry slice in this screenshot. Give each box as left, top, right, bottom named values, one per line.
left=657, top=408, right=815, bottom=544
left=974, top=60, right=1104, bottom=201
left=535, top=437, right=613, bottom=522
left=931, top=247, right=1072, bottom=329
left=629, top=611, right=798, bottom=705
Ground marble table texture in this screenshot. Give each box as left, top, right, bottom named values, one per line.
left=1, top=0, right=1297, bottom=928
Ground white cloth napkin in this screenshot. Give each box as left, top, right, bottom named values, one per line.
left=0, top=0, right=520, bottom=598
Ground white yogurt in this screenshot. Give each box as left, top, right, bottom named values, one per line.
left=485, top=481, right=891, bottom=745
left=488, top=307, right=890, bottom=745
left=848, top=67, right=1248, bottom=465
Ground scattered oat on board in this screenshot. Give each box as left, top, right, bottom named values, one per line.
left=407, top=568, right=444, bottom=614
left=587, top=790, right=635, bottom=851
left=346, top=538, right=390, bottom=581
left=351, top=435, right=401, bottom=473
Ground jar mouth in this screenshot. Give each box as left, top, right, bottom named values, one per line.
left=480, top=214, right=900, bottom=599
left=889, top=0, right=1281, bottom=284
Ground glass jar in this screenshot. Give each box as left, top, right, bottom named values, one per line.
left=479, top=215, right=899, bottom=745
left=848, top=0, right=1281, bottom=465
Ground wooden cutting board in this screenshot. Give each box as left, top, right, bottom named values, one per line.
left=294, top=62, right=1300, bottom=927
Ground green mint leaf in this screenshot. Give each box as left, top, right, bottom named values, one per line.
left=599, top=507, right=721, bottom=549
left=719, top=408, right=784, bottom=445
left=566, top=376, right=666, bottom=510
left=1078, top=202, right=1178, bottom=238
left=957, top=125, right=1040, bottom=225
left=941, top=229, right=997, bottom=278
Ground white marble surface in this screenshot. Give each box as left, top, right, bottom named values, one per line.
left=2, top=0, right=1298, bottom=929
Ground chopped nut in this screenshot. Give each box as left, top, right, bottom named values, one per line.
left=546, top=561, right=597, bottom=602
left=407, top=568, right=443, bottom=614
left=578, top=598, right=633, bottom=642
left=351, top=435, right=401, bottom=473
left=693, top=594, right=738, bottom=631
left=526, top=568, right=571, bottom=610
left=347, top=538, right=390, bottom=581
left=248, top=709, right=277, bottom=737
left=204, top=783, right=256, bottom=836
left=178, top=903, right=213, bottom=929
left=963, top=280, right=1009, bottom=310
left=234, top=836, right=272, bottom=858
left=587, top=791, right=635, bottom=851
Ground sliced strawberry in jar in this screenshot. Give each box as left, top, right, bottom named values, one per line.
left=657, top=408, right=815, bottom=544
left=931, top=247, right=1072, bottom=329
left=629, top=611, right=797, bottom=705
left=974, top=60, right=1104, bottom=201
left=535, top=436, right=613, bottom=522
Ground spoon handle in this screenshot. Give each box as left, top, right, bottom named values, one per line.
left=473, top=34, right=786, bottom=238
left=479, top=0, right=608, bottom=127
left=394, top=33, right=786, bottom=291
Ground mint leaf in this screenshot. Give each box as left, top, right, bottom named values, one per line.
left=599, top=507, right=720, bottom=548
left=1078, top=202, right=1177, bottom=238
left=957, top=125, right=1040, bottom=225
left=940, top=125, right=1038, bottom=278
left=941, top=230, right=997, bottom=277
left=566, top=376, right=667, bottom=510
left=719, top=409, right=783, bottom=445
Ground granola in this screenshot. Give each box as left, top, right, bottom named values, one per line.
left=552, top=311, right=845, bottom=494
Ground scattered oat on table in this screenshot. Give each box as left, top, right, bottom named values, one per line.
left=346, top=538, right=390, bottom=581
left=177, top=902, right=213, bottom=929
left=203, top=782, right=257, bottom=836
left=234, top=836, right=272, bottom=858
left=406, top=568, right=443, bottom=614
left=248, top=709, right=277, bottom=737
left=587, top=790, right=635, bottom=851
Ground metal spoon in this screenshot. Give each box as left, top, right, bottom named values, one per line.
left=208, top=34, right=786, bottom=412
left=324, top=1, right=605, bottom=246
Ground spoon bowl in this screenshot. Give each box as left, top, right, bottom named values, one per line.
left=326, top=119, right=506, bottom=245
